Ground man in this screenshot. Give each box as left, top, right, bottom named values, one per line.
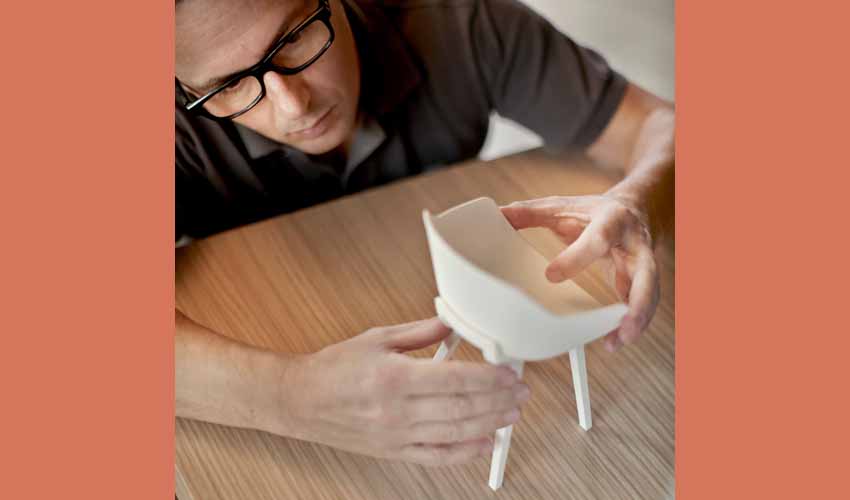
left=176, top=0, right=674, bottom=466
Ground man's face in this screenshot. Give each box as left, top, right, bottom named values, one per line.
left=176, top=0, right=361, bottom=155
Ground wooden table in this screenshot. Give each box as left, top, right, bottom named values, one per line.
left=175, top=150, right=675, bottom=500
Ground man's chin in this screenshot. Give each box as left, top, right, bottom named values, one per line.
left=291, top=135, right=344, bottom=155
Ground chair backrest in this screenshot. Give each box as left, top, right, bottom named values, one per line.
left=423, top=197, right=626, bottom=360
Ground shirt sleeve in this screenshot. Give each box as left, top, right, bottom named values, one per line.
left=175, top=107, right=273, bottom=242
left=175, top=109, right=223, bottom=243
left=175, top=114, right=198, bottom=244
left=469, top=0, right=628, bottom=149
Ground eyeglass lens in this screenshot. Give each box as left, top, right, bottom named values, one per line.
left=203, top=19, right=331, bottom=118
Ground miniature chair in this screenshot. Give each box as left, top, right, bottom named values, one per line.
left=422, top=198, right=626, bottom=490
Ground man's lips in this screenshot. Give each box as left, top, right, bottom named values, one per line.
left=286, top=106, right=335, bottom=139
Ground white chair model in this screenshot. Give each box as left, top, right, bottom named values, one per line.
left=422, top=197, right=627, bottom=490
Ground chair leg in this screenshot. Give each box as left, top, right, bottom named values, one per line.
left=569, top=346, right=592, bottom=430
left=431, top=298, right=524, bottom=489
left=432, top=331, right=461, bottom=361
left=488, top=358, right=524, bottom=490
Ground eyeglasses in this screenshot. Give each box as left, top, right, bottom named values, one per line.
left=177, top=0, right=334, bottom=120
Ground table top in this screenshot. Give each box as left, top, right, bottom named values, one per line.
left=175, top=150, right=675, bottom=500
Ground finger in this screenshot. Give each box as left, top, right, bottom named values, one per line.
left=379, top=317, right=452, bottom=352
left=501, top=200, right=591, bottom=248
left=611, top=248, right=632, bottom=302
left=404, top=383, right=530, bottom=422
left=403, top=359, right=519, bottom=394
left=603, top=329, right=623, bottom=352
left=399, top=437, right=493, bottom=467
left=545, top=218, right=613, bottom=283
left=408, top=408, right=521, bottom=444
left=618, top=253, right=659, bottom=345
left=358, top=317, right=433, bottom=343
left=500, top=197, right=588, bottom=230
left=551, top=216, right=588, bottom=246
left=500, top=199, right=561, bottom=229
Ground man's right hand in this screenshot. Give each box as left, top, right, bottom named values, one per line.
left=276, top=318, right=531, bottom=466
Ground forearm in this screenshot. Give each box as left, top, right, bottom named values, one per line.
left=175, top=309, right=301, bottom=436
left=606, top=107, right=675, bottom=243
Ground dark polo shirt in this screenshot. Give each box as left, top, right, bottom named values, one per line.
left=176, top=0, right=627, bottom=241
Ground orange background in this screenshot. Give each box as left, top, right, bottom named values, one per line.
left=1, top=1, right=174, bottom=499
left=677, top=1, right=849, bottom=498
left=2, top=1, right=848, bottom=499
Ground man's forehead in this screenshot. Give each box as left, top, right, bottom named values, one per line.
left=176, top=0, right=311, bottom=88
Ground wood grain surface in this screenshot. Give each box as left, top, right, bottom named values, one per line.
left=175, top=150, right=675, bottom=500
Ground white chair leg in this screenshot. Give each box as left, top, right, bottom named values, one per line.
left=432, top=331, right=461, bottom=361
left=569, top=346, right=592, bottom=430
left=488, top=358, right=524, bottom=490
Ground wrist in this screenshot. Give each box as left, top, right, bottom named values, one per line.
left=240, top=348, right=307, bottom=438
left=606, top=163, right=673, bottom=245
left=606, top=184, right=647, bottom=214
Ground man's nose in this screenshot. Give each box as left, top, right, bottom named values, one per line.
left=263, top=71, right=311, bottom=118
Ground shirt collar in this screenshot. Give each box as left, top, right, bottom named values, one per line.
left=235, top=0, right=422, bottom=161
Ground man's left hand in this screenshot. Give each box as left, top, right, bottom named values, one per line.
left=500, top=194, right=660, bottom=352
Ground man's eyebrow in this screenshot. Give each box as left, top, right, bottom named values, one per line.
left=195, top=13, right=299, bottom=92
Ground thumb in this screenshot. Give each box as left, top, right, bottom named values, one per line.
left=380, top=317, right=453, bottom=352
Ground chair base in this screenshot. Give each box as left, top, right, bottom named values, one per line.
left=432, top=296, right=593, bottom=490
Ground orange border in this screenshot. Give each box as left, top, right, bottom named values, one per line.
left=3, top=1, right=174, bottom=498
left=678, top=2, right=848, bottom=498
left=5, top=1, right=849, bottom=499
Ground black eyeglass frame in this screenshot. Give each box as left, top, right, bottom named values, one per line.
left=176, top=0, right=334, bottom=121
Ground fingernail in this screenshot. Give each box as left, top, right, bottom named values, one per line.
left=514, top=384, right=531, bottom=402
left=605, top=335, right=623, bottom=352
left=504, top=408, right=521, bottom=423
left=547, top=268, right=565, bottom=283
